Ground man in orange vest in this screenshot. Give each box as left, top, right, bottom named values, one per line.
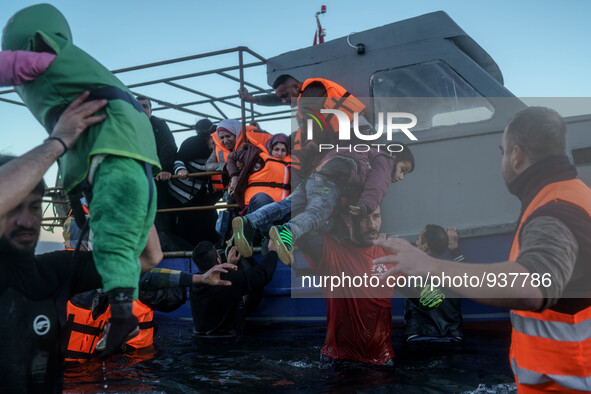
left=239, top=75, right=367, bottom=179
left=374, top=107, right=591, bottom=393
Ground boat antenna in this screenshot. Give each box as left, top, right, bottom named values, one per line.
left=313, top=5, right=327, bottom=45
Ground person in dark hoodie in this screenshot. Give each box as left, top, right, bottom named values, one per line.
left=168, top=118, right=221, bottom=246
left=404, top=226, right=465, bottom=342
left=190, top=240, right=278, bottom=335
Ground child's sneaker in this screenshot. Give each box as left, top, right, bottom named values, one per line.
left=269, top=225, right=294, bottom=266
left=232, top=216, right=255, bottom=258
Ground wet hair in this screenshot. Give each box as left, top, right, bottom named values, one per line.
left=0, top=154, right=45, bottom=196
left=422, top=224, right=448, bottom=256
left=272, top=74, right=298, bottom=89
left=505, top=107, right=566, bottom=163
left=192, top=241, right=218, bottom=273
left=392, top=142, right=415, bottom=173
left=135, top=95, right=151, bottom=108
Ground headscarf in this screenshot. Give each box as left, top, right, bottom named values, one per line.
left=216, top=119, right=242, bottom=138
left=265, top=133, right=290, bottom=156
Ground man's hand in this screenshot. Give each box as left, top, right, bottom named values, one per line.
left=51, top=91, right=107, bottom=149
left=372, top=238, right=437, bottom=279
left=226, top=246, right=241, bottom=265
left=238, top=88, right=256, bottom=103
left=176, top=169, right=189, bottom=180
left=446, top=227, right=458, bottom=250
left=155, top=171, right=172, bottom=181
left=193, top=263, right=237, bottom=286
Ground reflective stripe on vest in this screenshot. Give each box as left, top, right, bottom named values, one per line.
left=508, top=178, right=591, bottom=392
left=295, top=78, right=366, bottom=142
left=244, top=153, right=291, bottom=205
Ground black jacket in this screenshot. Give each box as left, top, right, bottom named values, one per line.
left=190, top=251, right=278, bottom=335
left=151, top=116, right=178, bottom=173
left=0, top=250, right=101, bottom=393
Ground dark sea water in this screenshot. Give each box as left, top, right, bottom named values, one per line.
left=64, top=318, right=516, bottom=393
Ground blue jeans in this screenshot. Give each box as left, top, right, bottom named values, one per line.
left=247, top=192, right=275, bottom=214
left=245, top=173, right=339, bottom=240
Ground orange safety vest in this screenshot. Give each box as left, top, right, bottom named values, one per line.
left=123, top=301, right=155, bottom=350
left=508, top=179, right=591, bottom=393
left=244, top=152, right=292, bottom=206
left=294, top=78, right=366, bottom=150
left=64, top=301, right=108, bottom=362
left=210, top=125, right=265, bottom=191
left=64, top=300, right=156, bottom=362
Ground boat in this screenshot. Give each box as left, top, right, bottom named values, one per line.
left=6, top=11, right=591, bottom=324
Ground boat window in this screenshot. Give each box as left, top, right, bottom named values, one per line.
left=370, top=61, right=494, bottom=131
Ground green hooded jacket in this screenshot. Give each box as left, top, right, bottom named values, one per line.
left=2, top=4, right=160, bottom=191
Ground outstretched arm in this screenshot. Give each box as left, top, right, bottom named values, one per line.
left=373, top=237, right=544, bottom=310
left=0, top=92, right=106, bottom=233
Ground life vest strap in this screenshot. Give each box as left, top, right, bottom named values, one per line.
left=138, top=320, right=155, bottom=330
left=248, top=181, right=291, bottom=190
left=65, top=349, right=94, bottom=360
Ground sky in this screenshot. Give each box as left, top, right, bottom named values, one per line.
left=0, top=0, right=590, bottom=242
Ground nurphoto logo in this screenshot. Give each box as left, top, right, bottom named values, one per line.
left=304, top=108, right=418, bottom=153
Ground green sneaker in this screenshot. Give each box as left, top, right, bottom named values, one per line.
left=269, top=225, right=294, bottom=266
left=232, top=216, right=255, bottom=258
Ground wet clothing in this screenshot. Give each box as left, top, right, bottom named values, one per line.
left=404, top=248, right=465, bottom=342
left=65, top=268, right=192, bottom=362
left=0, top=249, right=101, bottom=393
left=506, top=155, right=591, bottom=392
left=190, top=252, right=278, bottom=335
left=302, top=234, right=396, bottom=365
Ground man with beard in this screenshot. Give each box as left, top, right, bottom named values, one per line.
left=375, top=107, right=591, bottom=392
left=296, top=206, right=397, bottom=365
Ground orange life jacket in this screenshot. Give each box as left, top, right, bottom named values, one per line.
left=293, top=78, right=366, bottom=150
left=210, top=125, right=263, bottom=191
left=64, top=301, right=108, bottom=362
left=64, top=299, right=156, bottom=361
left=244, top=152, right=291, bottom=205
left=124, top=301, right=155, bottom=350
left=508, top=179, right=591, bottom=393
